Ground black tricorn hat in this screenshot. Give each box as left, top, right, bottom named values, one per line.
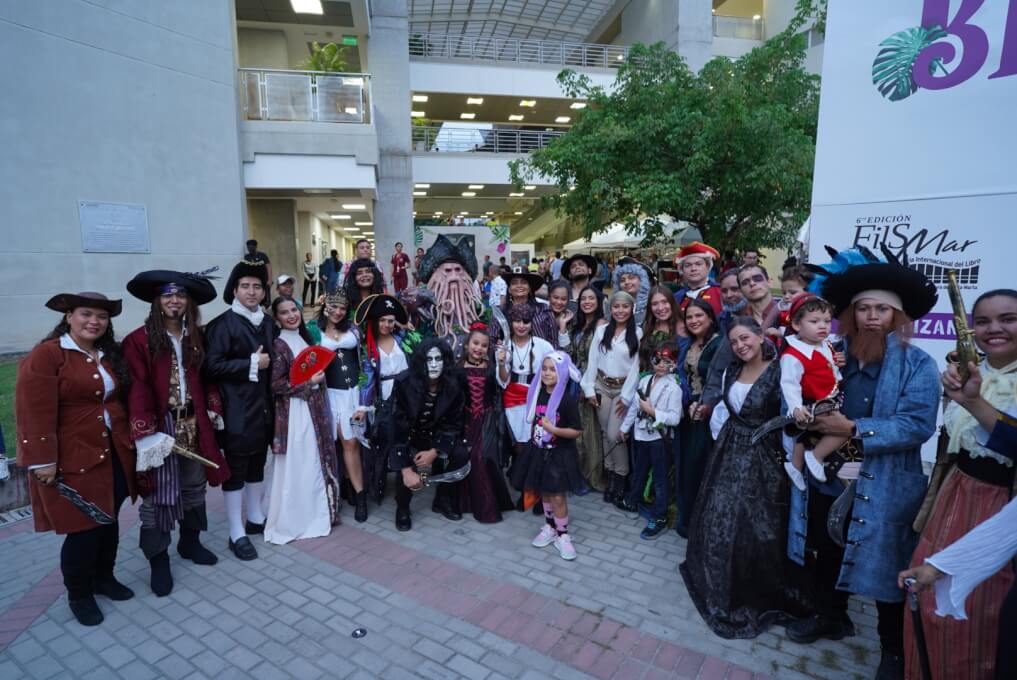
left=127, top=268, right=218, bottom=305
left=45, top=292, right=122, bottom=317
left=500, top=265, right=544, bottom=294
left=561, top=254, right=598, bottom=281
left=806, top=244, right=938, bottom=320
left=353, top=293, right=408, bottom=325
left=223, top=261, right=269, bottom=304
left=419, top=234, right=478, bottom=283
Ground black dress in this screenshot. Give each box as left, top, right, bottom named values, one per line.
left=679, top=361, right=812, bottom=639
left=509, top=390, right=584, bottom=494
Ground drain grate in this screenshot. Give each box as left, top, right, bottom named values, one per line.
left=0, top=505, right=33, bottom=528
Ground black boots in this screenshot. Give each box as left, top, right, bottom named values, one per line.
left=178, top=529, right=218, bottom=565
left=602, top=472, right=615, bottom=503
left=69, top=596, right=103, bottom=626
left=786, top=613, right=856, bottom=643
left=603, top=472, right=627, bottom=505
left=874, top=650, right=904, bottom=680
left=149, top=551, right=173, bottom=597
left=395, top=505, right=412, bottom=531
left=354, top=490, right=368, bottom=523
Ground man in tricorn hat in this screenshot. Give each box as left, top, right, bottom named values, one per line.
left=673, top=241, right=723, bottom=316
left=122, top=269, right=230, bottom=596
left=784, top=246, right=940, bottom=679
left=204, top=261, right=275, bottom=561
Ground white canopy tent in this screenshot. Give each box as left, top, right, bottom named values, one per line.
left=562, top=222, right=643, bottom=253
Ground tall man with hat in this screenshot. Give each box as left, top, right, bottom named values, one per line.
left=673, top=242, right=723, bottom=316
left=123, top=269, right=230, bottom=595
left=204, top=261, right=275, bottom=561
left=785, top=246, right=940, bottom=679
left=561, top=254, right=599, bottom=313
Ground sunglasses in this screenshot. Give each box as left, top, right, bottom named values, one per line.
left=739, top=273, right=766, bottom=286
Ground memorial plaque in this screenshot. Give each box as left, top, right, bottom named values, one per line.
left=79, top=201, right=150, bottom=253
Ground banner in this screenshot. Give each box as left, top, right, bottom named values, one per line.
left=810, top=0, right=1017, bottom=460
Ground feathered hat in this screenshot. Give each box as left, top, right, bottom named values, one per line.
left=127, top=267, right=219, bottom=305
left=418, top=234, right=479, bottom=283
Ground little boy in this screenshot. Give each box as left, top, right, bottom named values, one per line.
left=779, top=294, right=848, bottom=491
left=778, top=266, right=812, bottom=332
left=618, top=341, right=683, bottom=539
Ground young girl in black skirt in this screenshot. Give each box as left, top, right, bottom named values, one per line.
left=511, top=350, right=583, bottom=560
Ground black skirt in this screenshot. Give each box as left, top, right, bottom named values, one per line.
left=509, top=443, right=584, bottom=495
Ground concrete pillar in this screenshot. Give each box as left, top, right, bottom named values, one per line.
left=676, top=1, right=713, bottom=73
left=367, top=0, right=414, bottom=272
left=246, top=198, right=297, bottom=285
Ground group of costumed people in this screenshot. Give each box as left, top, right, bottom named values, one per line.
left=13, top=233, right=1016, bottom=680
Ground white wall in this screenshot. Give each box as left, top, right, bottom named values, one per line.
left=615, top=0, right=677, bottom=47
left=237, top=27, right=290, bottom=69
left=0, top=0, right=246, bottom=352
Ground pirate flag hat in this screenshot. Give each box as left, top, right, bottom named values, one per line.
left=353, top=293, right=409, bottom=325
left=499, top=265, right=544, bottom=294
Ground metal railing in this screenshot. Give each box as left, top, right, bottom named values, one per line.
left=409, top=33, right=630, bottom=68
left=411, top=125, right=564, bottom=153
left=239, top=68, right=371, bottom=123
left=712, top=15, right=765, bottom=40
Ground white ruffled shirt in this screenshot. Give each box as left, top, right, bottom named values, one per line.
left=621, top=373, right=683, bottom=441
left=778, top=334, right=841, bottom=416
left=580, top=324, right=642, bottom=401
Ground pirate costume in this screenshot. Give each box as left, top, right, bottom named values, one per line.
left=497, top=303, right=555, bottom=446
left=490, top=266, right=559, bottom=349
left=673, top=242, right=723, bottom=317
left=417, top=234, right=482, bottom=356
left=123, top=269, right=229, bottom=596
left=204, top=261, right=275, bottom=561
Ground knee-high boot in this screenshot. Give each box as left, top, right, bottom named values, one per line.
left=178, top=504, right=217, bottom=565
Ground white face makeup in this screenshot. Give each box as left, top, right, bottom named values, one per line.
left=426, top=347, right=444, bottom=379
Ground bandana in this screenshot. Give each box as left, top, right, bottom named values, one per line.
left=850, top=289, right=903, bottom=311
left=158, top=283, right=187, bottom=297
left=609, top=290, right=635, bottom=308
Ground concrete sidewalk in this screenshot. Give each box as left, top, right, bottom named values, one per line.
left=0, top=487, right=879, bottom=679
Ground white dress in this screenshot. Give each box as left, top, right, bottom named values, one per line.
left=319, top=331, right=362, bottom=441
left=264, top=329, right=332, bottom=545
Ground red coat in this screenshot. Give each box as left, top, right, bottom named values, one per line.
left=15, top=339, right=138, bottom=534
left=677, top=284, right=723, bottom=316
left=122, top=327, right=230, bottom=487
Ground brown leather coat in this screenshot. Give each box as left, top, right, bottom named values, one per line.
left=15, top=338, right=137, bottom=534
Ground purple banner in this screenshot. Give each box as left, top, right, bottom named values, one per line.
left=911, top=312, right=961, bottom=340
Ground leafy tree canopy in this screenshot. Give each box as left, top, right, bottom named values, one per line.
left=509, top=2, right=822, bottom=253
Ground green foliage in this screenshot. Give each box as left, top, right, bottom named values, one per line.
left=0, top=358, right=17, bottom=457
left=872, top=26, right=947, bottom=101
left=298, top=42, right=349, bottom=72
left=509, top=4, right=822, bottom=253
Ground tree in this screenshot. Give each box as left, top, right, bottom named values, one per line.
left=509, top=3, right=822, bottom=253
left=297, top=42, right=349, bottom=72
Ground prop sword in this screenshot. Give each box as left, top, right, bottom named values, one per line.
left=903, top=578, right=932, bottom=680
left=749, top=400, right=839, bottom=445
left=491, top=305, right=510, bottom=342
left=416, top=460, right=471, bottom=489
left=55, top=478, right=115, bottom=525
left=172, top=445, right=220, bottom=469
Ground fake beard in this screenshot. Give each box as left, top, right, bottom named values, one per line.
left=722, top=299, right=748, bottom=314
left=428, top=268, right=480, bottom=339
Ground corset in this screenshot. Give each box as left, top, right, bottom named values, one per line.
left=324, top=346, right=360, bottom=390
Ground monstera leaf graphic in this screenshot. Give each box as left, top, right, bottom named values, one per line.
left=872, top=25, right=948, bottom=101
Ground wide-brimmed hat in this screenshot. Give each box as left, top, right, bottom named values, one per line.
left=418, top=234, right=479, bottom=283
left=561, top=254, right=598, bottom=281
left=45, top=292, right=122, bottom=317
left=500, top=266, right=544, bottom=293
left=223, top=261, right=269, bottom=304
left=806, top=245, right=938, bottom=320
left=127, top=268, right=218, bottom=305
left=353, top=294, right=408, bottom=325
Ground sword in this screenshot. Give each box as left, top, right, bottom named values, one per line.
left=749, top=400, right=839, bottom=445
left=904, top=578, right=932, bottom=680
left=172, top=445, right=220, bottom=469
left=491, top=305, right=510, bottom=342
left=417, top=460, right=471, bottom=489
left=55, top=478, right=115, bottom=524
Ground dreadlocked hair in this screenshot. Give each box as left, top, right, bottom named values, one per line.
left=145, top=297, right=206, bottom=368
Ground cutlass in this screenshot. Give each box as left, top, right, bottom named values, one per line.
left=54, top=478, right=115, bottom=525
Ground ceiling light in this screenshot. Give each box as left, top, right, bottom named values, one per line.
left=344, top=107, right=359, bottom=115
left=523, top=185, right=536, bottom=190
left=342, top=227, right=359, bottom=232
left=555, top=116, right=571, bottom=123
left=303, top=189, right=330, bottom=194
left=460, top=113, right=476, bottom=120
left=411, top=111, right=426, bottom=118
left=433, top=211, right=443, bottom=215
left=362, top=231, right=375, bottom=235
left=354, top=221, right=373, bottom=226
left=753, top=14, right=762, bottom=20
left=514, top=211, right=524, bottom=215
left=508, top=114, right=524, bottom=121
left=466, top=97, right=484, bottom=105
left=412, top=94, right=429, bottom=103
left=290, top=0, right=323, bottom=15
left=332, top=214, right=351, bottom=220
left=617, top=54, right=624, bottom=60
left=413, top=191, right=427, bottom=196
left=509, top=192, right=524, bottom=197
left=519, top=100, right=536, bottom=107
left=342, top=203, right=366, bottom=210
left=570, top=102, right=587, bottom=109
left=414, top=183, right=430, bottom=189
left=461, top=191, right=476, bottom=197
left=412, top=211, right=417, bottom=216
left=468, top=184, right=485, bottom=189
left=484, top=211, right=494, bottom=215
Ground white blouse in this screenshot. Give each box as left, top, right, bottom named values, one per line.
left=580, top=324, right=642, bottom=399
left=496, top=336, right=554, bottom=388
left=710, top=379, right=753, bottom=440
left=378, top=340, right=408, bottom=401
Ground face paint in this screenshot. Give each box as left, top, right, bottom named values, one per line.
left=426, top=347, right=444, bottom=379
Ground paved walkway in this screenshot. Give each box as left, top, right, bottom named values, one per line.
left=0, top=486, right=879, bottom=679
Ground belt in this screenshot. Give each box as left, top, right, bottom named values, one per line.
left=511, top=373, right=533, bottom=385
left=958, top=449, right=1015, bottom=488
left=597, top=370, right=625, bottom=388
left=170, top=403, right=195, bottom=420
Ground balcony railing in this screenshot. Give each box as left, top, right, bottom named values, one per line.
left=412, top=125, right=564, bottom=153
left=239, top=68, right=371, bottom=123
left=712, top=15, right=765, bottom=40
left=409, top=33, right=630, bottom=69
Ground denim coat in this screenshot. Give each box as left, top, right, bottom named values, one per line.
left=787, top=335, right=940, bottom=603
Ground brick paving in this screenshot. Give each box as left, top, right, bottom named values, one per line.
left=0, top=486, right=880, bottom=679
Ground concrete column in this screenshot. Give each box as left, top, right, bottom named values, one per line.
left=675, top=1, right=713, bottom=73
left=367, top=0, right=414, bottom=274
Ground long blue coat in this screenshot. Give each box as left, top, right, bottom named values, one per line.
left=788, top=334, right=940, bottom=603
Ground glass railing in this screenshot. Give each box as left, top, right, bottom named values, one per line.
left=411, top=125, right=564, bottom=153
left=409, top=34, right=630, bottom=69
left=712, top=15, right=765, bottom=40
left=239, top=69, right=371, bottom=123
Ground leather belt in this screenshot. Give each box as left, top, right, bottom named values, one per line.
left=597, top=370, right=625, bottom=388
left=511, top=373, right=533, bottom=384
left=958, top=449, right=1015, bottom=488
left=171, top=403, right=195, bottom=420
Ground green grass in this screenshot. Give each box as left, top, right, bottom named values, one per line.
left=0, top=357, right=17, bottom=458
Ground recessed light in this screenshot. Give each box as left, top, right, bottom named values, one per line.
left=466, top=97, right=484, bottom=105
left=570, top=102, right=587, bottom=109
left=354, top=221, right=373, bottom=226
left=342, top=203, right=366, bottom=210
left=303, top=189, right=330, bottom=194
left=461, top=191, right=476, bottom=197
left=344, top=107, right=359, bottom=115
left=412, top=94, right=429, bottom=103
left=412, top=211, right=417, bottom=216
left=460, top=113, right=476, bottom=119
left=433, top=211, right=443, bottom=215
left=519, top=100, right=537, bottom=107
left=617, top=54, right=624, bottom=60
left=342, top=227, right=359, bottom=232
left=363, top=231, right=375, bottom=235
left=508, top=114, right=524, bottom=121
left=523, top=185, right=536, bottom=190
left=555, top=116, right=571, bottom=123
left=413, top=191, right=427, bottom=196
left=290, top=0, right=323, bottom=14
left=468, top=184, right=485, bottom=189
left=509, top=192, right=524, bottom=197
left=753, top=14, right=761, bottom=20
left=411, top=111, right=426, bottom=118
left=414, top=183, right=430, bottom=189
left=484, top=212, right=494, bottom=215
left=332, top=214, right=351, bottom=220
left=514, top=211, right=524, bottom=215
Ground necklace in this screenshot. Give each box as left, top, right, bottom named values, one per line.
left=465, top=357, right=485, bottom=366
